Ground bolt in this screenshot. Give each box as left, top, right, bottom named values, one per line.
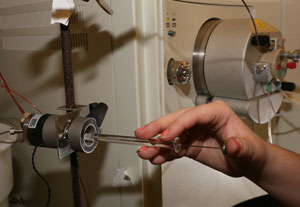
left=256, top=64, right=267, bottom=74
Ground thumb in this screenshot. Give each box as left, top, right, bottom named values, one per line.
left=226, top=137, right=254, bottom=159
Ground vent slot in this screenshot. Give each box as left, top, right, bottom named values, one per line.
left=70, top=5, right=85, bottom=24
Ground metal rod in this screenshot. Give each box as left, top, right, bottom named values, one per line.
left=60, top=24, right=76, bottom=109
left=60, top=24, right=82, bottom=207
left=93, top=134, right=224, bottom=152
left=280, top=52, right=300, bottom=60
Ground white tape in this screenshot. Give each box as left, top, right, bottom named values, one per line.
left=28, top=114, right=44, bottom=129
left=112, top=168, right=132, bottom=188
left=51, top=0, right=75, bottom=26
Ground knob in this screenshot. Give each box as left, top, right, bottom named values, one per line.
left=281, top=82, right=296, bottom=92
left=167, top=58, right=191, bottom=85
left=286, top=62, right=297, bottom=69
left=168, top=30, right=176, bottom=37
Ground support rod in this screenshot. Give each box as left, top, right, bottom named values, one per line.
left=60, top=23, right=82, bottom=207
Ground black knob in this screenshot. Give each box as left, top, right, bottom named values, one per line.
left=281, top=82, right=296, bottom=92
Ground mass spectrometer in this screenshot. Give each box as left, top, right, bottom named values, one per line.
left=164, top=2, right=298, bottom=124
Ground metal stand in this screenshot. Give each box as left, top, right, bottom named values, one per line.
left=60, top=24, right=82, bottom=207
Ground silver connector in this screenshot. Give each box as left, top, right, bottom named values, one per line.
left=167, top=58, right=192, bottom=85
left=9, top=128, right=23, bottom=135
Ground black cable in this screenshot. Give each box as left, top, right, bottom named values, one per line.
left=31, top=146, right=51, bottom=207
left=241, top=0, right=261, bottom=47
left=0, top=130, right=10, bottom=136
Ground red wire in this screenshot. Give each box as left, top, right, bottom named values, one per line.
left=0, top=84, right=42, bottom=113
left=0, top=73, right=25, bottom=114
left=0, top=73, right=41, bottom=114
left=79, top=174, right=90, bottom=207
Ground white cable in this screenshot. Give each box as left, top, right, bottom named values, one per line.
left=268, top=120, right=273, bottom=144
left=259, top=83, right=277, bottom=144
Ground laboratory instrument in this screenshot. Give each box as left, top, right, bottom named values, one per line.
left=166, top=17, right=299, bottom=124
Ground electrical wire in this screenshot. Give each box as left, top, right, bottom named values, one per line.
left=79, top=174, right=90, bottom=207
left=259, top=83, right=278, bottom=143
left=0, top=130, right=10, bottom=136
left=268, top=120, right=273, bottom=144
left=240, top=0, right=261, bottom=47
left=0, top=73, right=25, bottom=114
left=4, top=119, right=18, bottom=128
left=31, top=146, right=51, bottom=207
left=0, top=84, right=42, bottom=113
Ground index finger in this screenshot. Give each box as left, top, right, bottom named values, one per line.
left=135, top=107, right=191, bottom=140
left=158, top=101, right=233, bottom=142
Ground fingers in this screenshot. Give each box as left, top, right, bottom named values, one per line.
left=135, top=107, right=191, bottom=139
left=135, top=101, right=236, bottom=165
left=157, top=101, right=233, bottom=142
left=135, top=101, right=233, bottom=142
left=136, top=146, right=160, bottom=160
left=137, top=146, right=185, bottom=165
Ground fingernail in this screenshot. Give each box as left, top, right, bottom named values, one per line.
left=235, top=138, right=242, bottom=151
left=136, top=126, right=145, bottom=132
left=137, top=146, right=148, bottom=152
left=160, top=130, right=168, bottom=137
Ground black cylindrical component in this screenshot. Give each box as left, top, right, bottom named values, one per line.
left=25, top=114, right=51, bottom=147
left=281, top=82, right=296, bottom=92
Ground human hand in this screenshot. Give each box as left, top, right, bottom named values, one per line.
left=135, top=101, right=267, bottom=178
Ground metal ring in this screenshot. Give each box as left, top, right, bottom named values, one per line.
left=68, top=117, right=98, bottom=153
left=193, top=18, right=222, bottom=96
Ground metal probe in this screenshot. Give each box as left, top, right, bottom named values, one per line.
left=87, top=134, right=226, bottom=154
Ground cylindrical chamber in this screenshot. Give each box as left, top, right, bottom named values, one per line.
left=193, top=19, right=284, bottom=100
left=203, top=19, right=262, bottom=99
left=68, top=117, right=98, bottom=153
